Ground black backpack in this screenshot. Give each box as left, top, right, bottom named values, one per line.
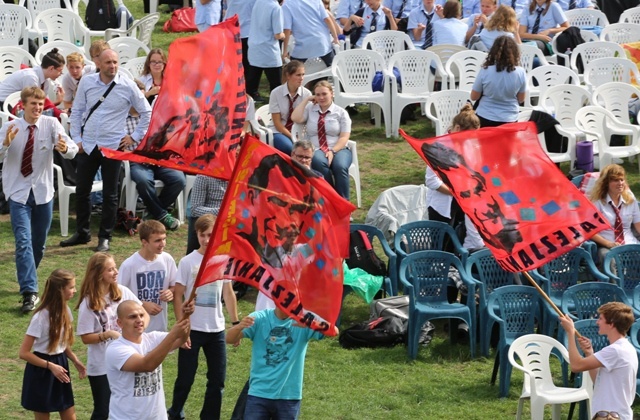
left=346, top=230, right=387, bottom=277
left=86, top=0, right=118, bottom=30
left=339, top=316, right=407, bottom=349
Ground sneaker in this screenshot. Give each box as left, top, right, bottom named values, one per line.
left=21, top=293, right=39, bottom=313
left=160, top=213, right=180, bottom=231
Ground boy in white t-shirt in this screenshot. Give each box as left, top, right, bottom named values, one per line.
left=167, top=214, right=239, bottom=420
left=118, top=220, right=177, bottom=332
left=560, top=302, right=638, bottom=419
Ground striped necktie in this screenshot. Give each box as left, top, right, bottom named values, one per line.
left=569, top=0, right=577, bottom=10
left=397, top=0, right=408, bottom=18
left=531, top=8, right=543, bottom=35
left=370, top=11, right=378, bottom=33
left=285, top=93, right=299, bottom=131
left=422, top=13, right=434, bottom=49
left=610, top=201, right=625, bottom=244
left=21, top=125, right=35, bottom=177
left=317, top=110, right=329, bottom=152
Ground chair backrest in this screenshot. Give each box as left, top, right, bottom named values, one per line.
left=394, top=220, right=463, bottom=257
left=620, top=7, right=640, bottom=25
left=561, top=282, right=628, bottom=320
left=107, top=37, right=151, bottom=67
left=2, top=91, right=22, bottom=114
left=574, top=105, right=614, bottom=142
left=630, top=319, right=640, bottom=350
left=362, top=30, right=414, bottom=66
left=536, top=248, right=596, bottom=300
left=331, top=49, right=385, bottom=94
left=466, top=248, right=518, bottom=297
left=519, top=43, right=549, bottom=72
left=603, top=244, right=640, bottom=294
left=426, top=44, right=467, bottom=66
left=584, top=57, right=640, bottom=90
left=487, top=285, right=541, bottom=339
left=255, top=105, right=273, bottom=127
left=130, top=13, right=159, bottom=49
left=35, top=41, right=86, bottom=72
left=570, top=41, right=626, bottom=76
left=564, top=8, right=609, bottom=27
left=0, top=4, right=32, bottom=50
left=592, top=81, right=640, bottom=125
left=508, top=334, right=566, bottom=393
left=0, top=47, right=38, bottom=82
left=33, top=8, right=87, bottom=46
left=20, top=0, right=72, bottom=22
left=540, top=84, right=591, bottom=129
left=387, top=50, right=445, bottom=95
left=445, top=50, right=487, bottom=92
left=527, top=65, right=579, bottom=100
left=122, top=56, right=146, bottom=79
left=399, top=250, right=465, bottom=304
left=424, top=89, right=471, bottom=136
left=600, top=22, right=640, bottom=43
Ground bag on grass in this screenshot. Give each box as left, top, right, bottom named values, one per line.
left=86, top=0, right=118, bottom=30
left=162, top=8, right=197, bottom=33
left=346, top=229, right=387, bottom=276
left=343, top=262, right=383, bottom=304
left=370, top=295, right=409, bottom=319
left=339, top=316, right=407, bottom=349
left=116, top=208, right=141, bottom=236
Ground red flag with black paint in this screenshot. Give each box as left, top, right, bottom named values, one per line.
left=102, top=17, right=245, bottom=179
left=195, top=135, right=356, bottom=336
left=401, top=122, right=608, bottom=272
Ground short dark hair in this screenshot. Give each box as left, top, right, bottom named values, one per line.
left=41, top=48, right=65, bottom=69
left=138, top=219, right=166, bottom=241
left=292, top=140, right=314, bottom=153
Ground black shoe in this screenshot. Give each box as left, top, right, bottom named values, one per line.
left=95, top=238, right=110, bottom=252
left=21, top=293, right=39, bottom=313
left=60, top=233, right=91, bottom=247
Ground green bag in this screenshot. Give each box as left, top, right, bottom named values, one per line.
left=343, top=262, right=383, bottom=304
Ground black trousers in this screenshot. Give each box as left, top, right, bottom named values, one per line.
left=75, top=147, right=121, bottom=240
left=242, top=37, right=262, bottom=98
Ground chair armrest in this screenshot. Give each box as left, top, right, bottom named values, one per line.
left=527, top=270, right=550, bottom=294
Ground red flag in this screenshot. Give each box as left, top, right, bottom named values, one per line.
left=102, top=17, right=245, bottom=179
left=402, top=122, right=609, bottom=272
left=195, top=136, right=356, bottom=335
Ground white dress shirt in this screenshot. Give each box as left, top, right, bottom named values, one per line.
left=592, top=194, right=640, bottom=244
left=0, top=67, right=52, bottom=102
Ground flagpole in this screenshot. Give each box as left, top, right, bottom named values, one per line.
left=178, top=288, right=198, bottom=322
left=523, top=271, right=582, bottom=338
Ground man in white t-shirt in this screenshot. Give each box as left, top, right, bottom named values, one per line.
left=105, top=300, right=190, bottom=420
left=560, top=302, right=638, bottom=419
left=118, top=220, right=178, bottom=332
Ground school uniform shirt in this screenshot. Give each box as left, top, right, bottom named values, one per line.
left=0, top=67, right=52, bottom=102
left=283, top=0, right=333, bottom=60
left=0, top=116, right=77, bottom=205
left=353, top=5, right=391, bottom=48
left=472, top=64, right=527, bottom=123
left=480, top=28, right=516, bottom=50
left=383, top=0, right=419, bottom=19
left=463, top=215, right=485, bottom=249
left=592, top=195, right=640, bottom=245
left=76, top=285, right=141, bottom=376
left=105, top=332, right=169, bottom=420
left=425, top=166, right=453, bottom=218
left=498, top=0, right=528, bottom=18
left=117, top=252, right=178, bottom=333
left=556, top=0, right=594, bottom=11
left=225, top=0, right=258, bottom=38
left=462, top=0, right=481, bottom=18
left=336, top=0, right=364, bottom=20
left=433, top=17, right=468, bottom=46
left=27, top=308, right=73, bottom=355
left=177, top=250, right=230, bottom=333
left=268, top=84, right=312, bottom=134
left=407, top=3, right=441, bottom=47
left=61, top=73, right=81, bottom=104
left=467, top=12, right=493, bottom=36
left=195, top=0, right=222, bottom=27
left=301, top=102, right=351, bottom=150
left=519, top=3, right=567, bottom=37
left=248, top=0, right=284, bottom=68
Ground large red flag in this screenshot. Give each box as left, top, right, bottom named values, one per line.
left=102, top=17, right=245, bottom=179
left=195, top=136, right=356, bottom=336
left=402, top=122, right=608, bottom=272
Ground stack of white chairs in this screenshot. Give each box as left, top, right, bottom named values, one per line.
left=568, top=41, right=625, bottom=82
left=600, top=23, right=640, bottom=43
left=70, top=0, right=128, bottom=39
left=424, top=90, right=470, bottom=137
left=525, top=65, right=579, bottom=108
left=107, top=37, right=150, bottom=66
left=33, top=8, right=89, bottom=53
left=0, top=47, right=37, bottom=81
left=583, top=57, right=640, bottom=92
left=620, top=7, right=640, bottom=24
left=565, top=8, right=609, bottom=28
left=104, top=12, right=160, bottom=49
left=0, top=4, right=32, bottom=51
left=445, top=50, right=486, bottom=91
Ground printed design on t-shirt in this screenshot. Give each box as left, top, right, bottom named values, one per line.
left=132, top=366, right=162, bottom=397
left=136, top=270, right=166, bottom=304
left=94, top=303, right=121, bottom=334
left=264, top=325, right=293, bottom=367
left=194, top=282, right=220, bottom=308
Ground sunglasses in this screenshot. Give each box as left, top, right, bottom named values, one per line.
left=593, top=412, right=620, bottom=420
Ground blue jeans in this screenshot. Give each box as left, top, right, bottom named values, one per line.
left=244, top=395, right=301, bottom=420
left=273, top=133, right=294, bottom=156
left=311, top=148, right=352, bottom=200
left=130, top=163, right=186, bottom=220
left=10, top=191, right=53, bottom=295
left=168, top=330, right=226, bottom=420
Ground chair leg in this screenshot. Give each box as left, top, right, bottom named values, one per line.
left=531, top=401, right=545, bottom=420
left=59, top=191, right=71, bottom=237
left=499, top=348, right=512, bottom=397
left=491, top=351, right=500, bottom=385
left=516, top=398, right=525, bottom=420
left=551, top=404, right=562, bottom=420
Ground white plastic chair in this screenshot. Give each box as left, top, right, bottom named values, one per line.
left=19, top=0, right=72, bottom=32
left=568, top=41, right=625, bottom=82
left=387, top=50, right=447, bottom=137
left=70, top=0, right=128, bottom=39
left=302, top=56, right=332, bottom=87
left=252, top=105, right=275, bottom=146
left=107, top=37, right=151, bottom=67
left=0, top=4, right=32, bottom=51
left=592, top=82, right=640, bottom=126
left=564, top=8, right=609, bottom=28
left=33, top=9, right=89, bottom=51
left=54, top=164, right=103, bottom=236
left=519, top=43, right=549, bottom=73
left=183, top=174, right=196, bottom=218
left=539, top=84, right=591, bottom=144
left=120, top=161, right=185, bottom=223
left=361, top=30, right=414, bottom=66
left=0, top=47, right=37, bottom=82
left=2, top=91, right=22, bottom=114
left=445, top=50, right=487, bottom=92
left=583, top=57, right=640, bottom=92
left=290, top=123, right=362, bottom=207
left=525, top=65, right=579, bottom=108
left=508, top=334, right=592, bottom=420
left=551, top=29, right=599, bottom=66
left=35, top=41, right=87, bottom=75
left=517, top=110, right=576, bottom=167
left=122, top=56, right=147, bottom=79
left=104, top=13, right=160, bottom=50
left=600, top=23, right=640, bottom=43
left=426, top=44, right=467, bottom=90
left=620, top=6, right=640, bottom=24
left=575, top=105, right=640, bottom=170
left=424, top=90, right=471, bottom=137
left=331, top=49, right=392, bottom=138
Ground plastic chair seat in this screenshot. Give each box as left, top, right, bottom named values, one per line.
left=54, top=163, right=103, bottom=236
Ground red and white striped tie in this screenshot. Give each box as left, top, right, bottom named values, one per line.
left=20, top=125, right=35, bottom=177
left=610, top=201, right=625, bottom=245
left=317, top=110, right=329, bottom=152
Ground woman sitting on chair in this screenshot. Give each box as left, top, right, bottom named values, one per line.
left=518, top=0, right=568, bottom=56
left=291, top=80, right=352, bottom=200
left=478, top=5, right=521, bottom=50
left=589, top=164, right=640, bottom=263
left=137, top=48, right=166, bottom=106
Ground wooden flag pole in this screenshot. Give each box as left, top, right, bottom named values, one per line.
left=522, top=271, right=582, bottom=338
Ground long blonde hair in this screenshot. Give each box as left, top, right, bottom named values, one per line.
left=485, top=5, right=518, bottom=33
left=76, top=253, right=122, bottom=311
left=34, top=269, right=75, bottom=353
left=589, top=164, right=634, bottom=204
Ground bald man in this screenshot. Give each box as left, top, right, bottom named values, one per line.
left=105, top=301, right=190, bottom=420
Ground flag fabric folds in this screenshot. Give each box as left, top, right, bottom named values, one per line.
left=195, top=136, right=356, bottom=336
left=102, top=17, right=246, bottom=179
left=402, top=122, right=608, bottom=272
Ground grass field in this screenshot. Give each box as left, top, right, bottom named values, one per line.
left=1, top=2, right=640, bottom=419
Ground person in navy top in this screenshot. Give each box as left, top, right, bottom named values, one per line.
left=344, top=0, right=398, bottom=48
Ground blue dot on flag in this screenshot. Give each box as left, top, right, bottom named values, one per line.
left=316, top=259, right=326, bottom=270
left=492, top=177, right=502, bottom=187
left=482, top=165, right=490, bottom=174
left=305, top=227, right=316, bottom=239
left=299, top=244, right=313, bottom=258
left=237, top=223, right=244, bottom=229
left=316, top=243, right=323, bottom=251
left=332, top=268, right=339, bottom=276
left=542, top=200, right=561, bottom=216
left=194, top=90, right=202, bottom=99
left=520, top=208, right=536, bottom=221
left=214, top=81, right=221, bottom=94
left=569, top=200, right=580, bottom=209
left=242, top=209, right=249, bottom=218
left=239, top=192, right=246, bottom=201
left=313, top=212, right=322, bottom=223
left=499, top=191, right=521, bottom=205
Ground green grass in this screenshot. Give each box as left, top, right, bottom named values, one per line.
left=3, top=3, right=640, bottom=419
